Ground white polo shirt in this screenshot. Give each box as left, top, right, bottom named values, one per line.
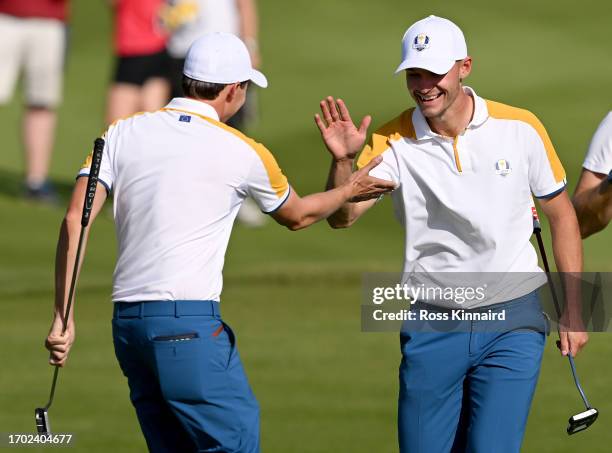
left=357, top=87, right=566, bottom=307
left=583, top=111, right=612, bottom=175
left=78, top=98, right=290, bottom=302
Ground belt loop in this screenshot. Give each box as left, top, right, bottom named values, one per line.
left=138, top=302, right=144, bottom=319
left=174, top=301, right=180, bottom=318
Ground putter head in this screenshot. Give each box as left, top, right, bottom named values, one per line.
left=567, top=408, right=598, bottom=435
left=35, top=408, right=51, bottom=434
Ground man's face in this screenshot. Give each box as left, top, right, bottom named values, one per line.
left=405, top=59, right=471, bottom=119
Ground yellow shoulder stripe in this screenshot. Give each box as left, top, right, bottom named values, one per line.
left=82, top=112, right=149, bottom=171
left=108, top=111, right=147, bottom=129
left=356, top=109, right=415, bottom=169
left=162, top=108, right=288, bottom=198
left=486, top=100, right=565, bottom=183
left=80, top=152, right=92, bottom=170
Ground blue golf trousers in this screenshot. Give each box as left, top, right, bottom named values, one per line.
left=398, top=291, right=548, bottom=453
left=112, top=300, right=260, bottom=453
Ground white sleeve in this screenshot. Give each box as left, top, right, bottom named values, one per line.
left=356, top=130, right=401, bottom=186
left=365, top=149, right=400, bottom=185
left=525, top=117, right=567, bottom=198
left=583, top=111, right=612, bottom=175
left=245, top=144, right=290, bottom=213
left=76, top=128, right=114, bottom=192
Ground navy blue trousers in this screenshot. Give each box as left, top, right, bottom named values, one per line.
left=112, top=300, right=259, bottom=453
left=398, top=291, right=549, bottom=453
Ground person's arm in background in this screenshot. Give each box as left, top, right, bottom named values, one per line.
left=271, top=157, right=395, bottom=230
left=315, top=97, right=380, bottom=228
left=45, top=179, right=108, bottom=367
left=237, top=0, right=260, bottom=67
left=573, top=112, right=612, bottom=238
left=538, top=191, right=588, bottom=357
left=572, top=169, right=611, bottom=238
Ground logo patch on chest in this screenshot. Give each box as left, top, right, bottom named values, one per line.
left=495, top=159, right=512, bottom=176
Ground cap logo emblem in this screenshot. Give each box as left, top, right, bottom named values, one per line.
left=412, top=33, right=430, bottom=52
left=495, top=159, right=512, bottom=176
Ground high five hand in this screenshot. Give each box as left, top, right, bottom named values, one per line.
left=345, top=155, right=397, bottom=202
left=315, top=97, right=371, bottom=161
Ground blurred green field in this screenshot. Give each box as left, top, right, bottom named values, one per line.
left=1, top=0, right=611, bottom=451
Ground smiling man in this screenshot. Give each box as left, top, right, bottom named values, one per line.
left=316, top=15, right=587, bottom=453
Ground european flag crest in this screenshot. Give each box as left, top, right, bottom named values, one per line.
left=179, top=115, right=191, bottom=123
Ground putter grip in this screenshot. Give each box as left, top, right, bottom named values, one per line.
left=81, top=138, right=105, bottom=227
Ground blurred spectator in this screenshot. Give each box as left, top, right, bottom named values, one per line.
left=161, top=0, right=260, bottom=130
left=0, top=0, right=69, bottom=202
left=572, top=112, right=612, bottom=238
left=160, top=0, right=267, bottom=227
left=106, top=0, right=170, bottom=125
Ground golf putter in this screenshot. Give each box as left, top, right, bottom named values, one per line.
left=531, top=207, right=599, bottom=435
left=35, top=138, right=105, bottom=434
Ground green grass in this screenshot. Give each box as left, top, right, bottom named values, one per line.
left=1, top=0, right=611, bottom=451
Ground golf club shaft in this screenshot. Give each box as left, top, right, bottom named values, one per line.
left=568, top=354, right=591, bottom=409
left=532, top=214, right=592, bottom=410
left=43, top=138, right=105, bottom=411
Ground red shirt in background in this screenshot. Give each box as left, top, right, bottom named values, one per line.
left=114, top=0, right=168, bottom=56
left=0, top=0, right=69, bottom=22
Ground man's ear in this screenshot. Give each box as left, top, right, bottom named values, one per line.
left=225, top=83, right=239, bottom=103
left=459, top=57, right=472, bottom=80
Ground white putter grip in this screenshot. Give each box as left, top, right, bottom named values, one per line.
left=81, top=138, right=105, bottom=227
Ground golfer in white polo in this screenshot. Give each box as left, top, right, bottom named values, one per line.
left=45, top=32, right=395, bottom=453
left=316, top=15, right=588, bottom=452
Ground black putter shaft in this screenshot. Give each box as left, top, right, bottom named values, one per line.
left=36, top=138, right=105, bottom=432
left=532, top=210, right=595, bottom=412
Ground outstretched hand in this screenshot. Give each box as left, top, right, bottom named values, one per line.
left=315, top=97, right=371, bottom=162
left=345, top=155, right=397, bottom=202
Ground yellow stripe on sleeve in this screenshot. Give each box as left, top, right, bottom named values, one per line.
left=356, top=109, right=416, bottom=169
left=163, top=108, right=289, bottom=198
left=486, top=100, right=565, bottom=183
left=248, top=141, right=289, bottom=198
left=80, top=152, right=93, bottom=170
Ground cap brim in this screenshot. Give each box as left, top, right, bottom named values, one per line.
left=249, top=69, right=268, bottom=88
left=394, top=58, right=455, bottom=75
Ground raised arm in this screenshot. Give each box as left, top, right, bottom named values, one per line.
left=315, top=97, right=379, bottom=228
left=572, top=168, right=611, bottom=238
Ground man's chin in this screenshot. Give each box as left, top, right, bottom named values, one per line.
left=420, top=106, right=443, bottom=119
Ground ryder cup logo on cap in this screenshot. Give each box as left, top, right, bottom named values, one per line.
left=396, top=15, right=467, bottom=75
left=183, top=32, right=268, bottom=88
left=413, top=33, right=430, bottom=51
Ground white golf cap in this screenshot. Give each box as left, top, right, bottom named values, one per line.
left=395, top=15, right=467, bottom=75
left=183, top=32, right=268, bottom=88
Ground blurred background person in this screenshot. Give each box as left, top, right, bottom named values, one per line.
left=160, top=0, right=265, bottom=226
left=106, top=0, right=170, bottom=125
left=0, top=0, right=69, bottom=202
left=572, top=111, right=612, bottom=238
left=161, top=0, right=260, bottom=129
